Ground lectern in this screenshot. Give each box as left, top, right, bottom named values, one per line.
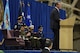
left=59, top=16, right=76, bottom=51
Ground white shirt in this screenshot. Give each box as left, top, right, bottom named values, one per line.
left=0, top=25, right=2, bottom=29
left=45, top=47, right=50, bottom=51
left=55, top=7, right=59, bottom=12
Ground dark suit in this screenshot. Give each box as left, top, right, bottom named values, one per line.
left=50, top=8, right=60, bottom=50
left=41, top=49, right=50, bottom=53
left=36, top=32, right=44, bottom=38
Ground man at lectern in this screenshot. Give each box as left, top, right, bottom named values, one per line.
left=50, top=2, right=62, bottom=50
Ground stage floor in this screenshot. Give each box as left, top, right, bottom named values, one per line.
left=1, top=50, right=79, bottom=53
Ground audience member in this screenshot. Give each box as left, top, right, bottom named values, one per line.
left=41, top=39, right=53, bottom=53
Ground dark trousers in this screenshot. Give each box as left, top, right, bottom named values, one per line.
left=39, top=38, right=46, bottom=49
left=52, top=29, right=59, bottom=50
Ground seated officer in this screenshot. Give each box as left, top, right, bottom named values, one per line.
left=36, top=25, right=45, bottom=49
left=37, top=25, right=44, bottom=38
left=19, top=24, right=26, bottom=40
left=14, top=16, right=25, bottom=31
left=28, top=25, right=34, bottom=34
left=26, top=25, right=40, bottom=50
left=19, top=24, right=32, bottom=39
left=28, top=25, right=37, bottom=38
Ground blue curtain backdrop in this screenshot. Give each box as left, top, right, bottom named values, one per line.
left=2, top=0, right=66, bottom=39
left=30, top=1, right=54, bottom=39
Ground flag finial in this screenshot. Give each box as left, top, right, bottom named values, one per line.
left=27, top=2, right=30, bottom=6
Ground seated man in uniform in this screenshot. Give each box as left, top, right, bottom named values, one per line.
left=36, top=25, right=45, bottom=49
left=14, top=16, right=25, bottom=31
left=19, top=24, right=31, bottom=40
left=37, top=25, right=44, bottom=38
